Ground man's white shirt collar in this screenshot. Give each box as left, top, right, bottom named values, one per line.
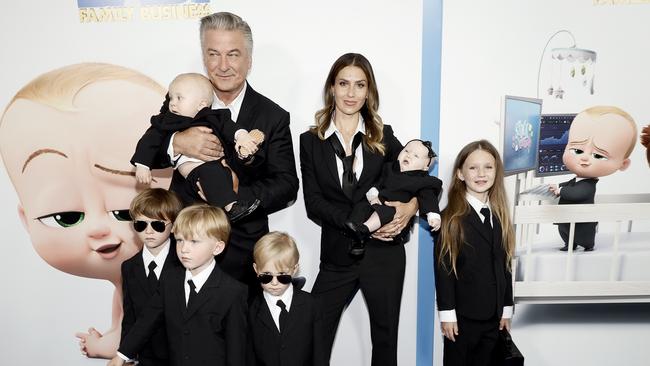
left=212, top=81, right=247, bottom=122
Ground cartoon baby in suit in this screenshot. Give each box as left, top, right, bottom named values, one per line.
left=0, top=63, right=171, bottom=358
left=549, top=106, right=637, bottom=251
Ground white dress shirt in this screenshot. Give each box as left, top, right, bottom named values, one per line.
left=322, top=115, right=366, bottom=187
left=438, top=193, right=513, bottom=322
left=141, top=239, right=170, bottom=279
left=262, top=284, right=294, bottom=332
left=183, top=260, right=216, bottom=305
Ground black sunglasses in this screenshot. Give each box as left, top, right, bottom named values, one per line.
left=133, top=220, right=169, bottom=233
left=257, top=273, right=292, bottom=285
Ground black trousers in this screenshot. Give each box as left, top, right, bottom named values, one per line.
left=311, top=242, right=406, bottom=366
left=185, top=159, right=237, bottom=208
left=443, top=314, right=499, bottom=366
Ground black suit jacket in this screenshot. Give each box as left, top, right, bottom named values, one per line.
left=131, top=105, right=237, bottom=169
left=247, top=290, right=326, bottom=366
left=435, top=209, right=513, bottom=320
left=557, top=177, right=598, bottom=246
left=164, top=84, right=299, bottom=251
left=121, top=240, right=180, bottom=364
left=300, top=125, right=403, bottom=266
left=118, top=264, right=248, bottom=366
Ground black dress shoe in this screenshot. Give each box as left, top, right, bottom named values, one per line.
left=227, top=199, right=261, bottom=223
left=559, top=244, right=577, bottom=252
left=583, top=246, right=595, bottom=252
left=345, top=221, right=369, bottom=256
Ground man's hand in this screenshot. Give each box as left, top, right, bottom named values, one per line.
left=371, top=197, right=418, bottom=241
left=174, top=126, right=223, bottom=161
left=441, top=322, right=459, bottom=342
left=135, top=165, right=152, bottom=185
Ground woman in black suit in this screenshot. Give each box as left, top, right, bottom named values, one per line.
left=435, top=140, right=515, bottom=366
left=299, top=53, right=417, bottom=366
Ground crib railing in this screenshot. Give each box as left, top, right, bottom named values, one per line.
left=513, top=202, right=650, bottom=303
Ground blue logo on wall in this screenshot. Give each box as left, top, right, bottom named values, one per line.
left=78, top=0, right=211, bottom=22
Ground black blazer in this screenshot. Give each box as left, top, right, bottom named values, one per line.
left=131, top=106, right=237, bottom=169
left=120, top=240, right=180, bottom=364
left=557, top=177, right=598, bottom=246
left=435, top=209, right=513, bottom=321
left=118, top=264, right=248, bottom=366
left=247, top=290, right=326, bottom=366
left=300, top=125, right=403, bottom=266
left=164, top=84, right=299, bottom=251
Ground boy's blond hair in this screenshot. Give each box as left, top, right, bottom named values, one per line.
left=130, top=188, right=184, bottom=222
left=253, top=231, right=299, bottom=271
left=172, top=204, right=230, bottom=242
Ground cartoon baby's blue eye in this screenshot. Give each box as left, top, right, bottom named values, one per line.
left=110, top=209, right=132, bottom=221
left=36, top=211, right=85, bottom=228
left=592, top=153, right=608, bottom=161
left=570, top=148, right=584, bottom=155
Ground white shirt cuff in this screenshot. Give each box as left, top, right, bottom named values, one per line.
left=366, top=187, right=379, bottom=201
left=167, top=132, right=181, bottom=163
left=502, top=306, right=514, bottom=319
left=134, top=163, right=150, bottom=170
left=427, top=212, right=441, bottom=221
left=438, top=309, right=457, bottom=322
left=117, top=351, right=133, bottom=362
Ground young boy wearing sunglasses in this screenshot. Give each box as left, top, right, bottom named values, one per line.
left=248, top=232, right=326, bottom=366
left=120, top=188, right=184, bottom=366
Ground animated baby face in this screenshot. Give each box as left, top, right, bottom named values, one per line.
left=0, top=77, right=169, bottom=283
left=563, top=110, right=636, bottom=179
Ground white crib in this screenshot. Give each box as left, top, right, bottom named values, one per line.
left=512, top=194, right=650, bottom=304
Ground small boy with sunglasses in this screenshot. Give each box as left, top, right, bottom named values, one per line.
left=120, top=188, right=184, bottom=366
left=248, top=232, right=326, bottom=366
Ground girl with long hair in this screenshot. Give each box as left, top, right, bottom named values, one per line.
left=435, top=140, right=515, bottom=366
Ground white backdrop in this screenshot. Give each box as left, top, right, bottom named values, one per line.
left=0, top=1, right=424, bottom=365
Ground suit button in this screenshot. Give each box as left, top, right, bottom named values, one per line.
left=184, top=355, right=189, bottom=360
left=183, top=329, right=189, bottom=335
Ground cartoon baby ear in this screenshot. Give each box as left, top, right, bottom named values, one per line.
left=619, top=158, right=631, bottom=172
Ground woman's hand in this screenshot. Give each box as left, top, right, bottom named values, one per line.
left=441, top=321, right=459, bottom=342
left=371, top=197, right=418, bottom=241
left=173, top=126, right=223, bottom=161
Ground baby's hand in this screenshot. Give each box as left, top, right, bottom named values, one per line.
left=75, top=326, right=119, bottom=359
left=106, top=356, right=126, bottom=366
left=548, top=184, right=560, bottom=196
left=428, top=217, right=441, bottom=231
left=135, top=165, right=152, bottom=185
left=236, top=129, right=265, bottom=159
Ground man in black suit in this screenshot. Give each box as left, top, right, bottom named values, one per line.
left=110, top=205, right=248, bottom=366
left=159, top=12, right=299, bottom=294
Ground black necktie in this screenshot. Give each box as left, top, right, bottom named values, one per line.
left=187, top=279, right=197, bottom=309
left=147, top=261, right=158, bottom=291
left=480, top=207, right=492, bottom=232
left=329, top=133, right=363, bottom=199
left=276, top=299, right=288, bottom=333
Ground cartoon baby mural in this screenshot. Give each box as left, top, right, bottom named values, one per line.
left=0, top=63, right=171, bottom=358
left=641, top=124, right=650, bottom=167
left=549, top=106, right=637, bottom=251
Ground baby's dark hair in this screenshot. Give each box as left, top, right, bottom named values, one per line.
left=405, top=139, right=437, bottom=166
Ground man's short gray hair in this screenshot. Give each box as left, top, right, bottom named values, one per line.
left=200, top=12, right=253, bottom=56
